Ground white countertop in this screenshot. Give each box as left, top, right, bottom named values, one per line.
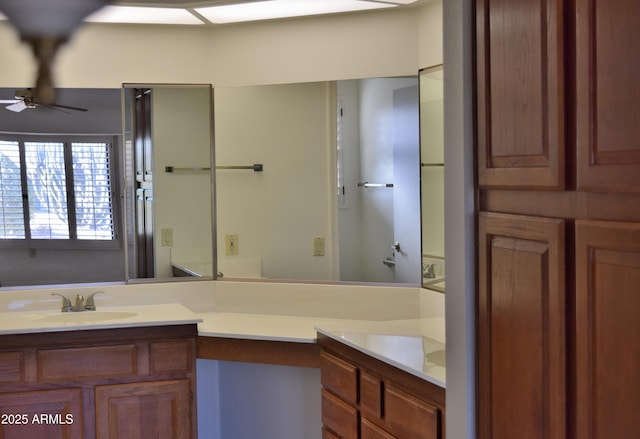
left=0, top=303, right=202, bottom=335
left=317, top=328, right=445, bottom=387
left=197, top=311, right=446, bottom=387
left=0, top=281, right=445, bottom=387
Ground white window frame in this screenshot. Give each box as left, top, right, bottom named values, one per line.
left=0, top=133, right=121, bottom=250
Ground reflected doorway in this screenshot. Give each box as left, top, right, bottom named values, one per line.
left=336, top=77, right=421, bottom=284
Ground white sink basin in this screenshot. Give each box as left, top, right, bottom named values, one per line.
left=35, top=311, right=137, bottom=323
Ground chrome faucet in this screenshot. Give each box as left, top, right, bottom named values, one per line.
left=52, top=292, right=103, bottom=312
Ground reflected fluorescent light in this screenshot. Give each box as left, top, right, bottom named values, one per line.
left=373, top=0, right=419, bottom=4
left=86, top=6, right=204, bottom=25
left=196, top=0, right=397, bottom=24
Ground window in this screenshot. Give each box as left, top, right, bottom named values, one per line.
left=0, top=135, right=118, bottom=247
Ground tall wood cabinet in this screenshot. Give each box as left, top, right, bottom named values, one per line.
left=476, top=0, right=640, bottom=438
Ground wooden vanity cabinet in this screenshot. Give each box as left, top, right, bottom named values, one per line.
left=318, top=334, right=445, bottom=439
left=0, top=324, right=197, bottom=439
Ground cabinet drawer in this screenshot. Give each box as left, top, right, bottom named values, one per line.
left=38, top=344, right=137, bottom=382
left=322, top=389, right=358, bottom=439
left=384, top=384, right=439, bottom=439
left=0, top=352, right=23, bottom=383
left=321, top=351, right=358, bottom=405
left=150, top=340, right=193, bottom=374
left=362, top=418, right=395, bottom=439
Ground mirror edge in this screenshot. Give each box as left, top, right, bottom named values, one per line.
left=418, top=64, right=445, bottom=294
left=121, top=83, right=217, bottom=285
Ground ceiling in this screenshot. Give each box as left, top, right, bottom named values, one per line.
left=88, top=0, right=425, bottom=25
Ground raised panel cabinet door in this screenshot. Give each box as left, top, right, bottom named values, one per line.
left=95, top=379, right=192, bottom=439
left=575, top=220, right=640, bottom=438
left=476, top=0, right=565, bottom=189
left=576, top=0, right=640, bottom=192
left=478, top=212, right=566, bottom=439
left=0, top=388, right=83, bottom=439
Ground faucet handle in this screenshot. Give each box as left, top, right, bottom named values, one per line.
left=51, top=293, right=73, bottom=312
left=84, top=292, right=104, bottom=311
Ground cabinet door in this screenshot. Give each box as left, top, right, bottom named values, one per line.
left=478, top=212, right=566, bottom=439
left=95, top=380, right=191, bottom=439
left=476, top=0, right=565, bottom=189
left=575, top=0, right=640, bottom=192
left=575, top=220, right=640, bottom=438
left=0, top=389, right=83, bottom=439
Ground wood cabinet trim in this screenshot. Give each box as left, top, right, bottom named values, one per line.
left=197, top=336, right=320, bottom=368
left=0, top=325, right=197, bottom=350
left=481, top=190, right=640, bottom=223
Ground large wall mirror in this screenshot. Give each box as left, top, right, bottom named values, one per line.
left=0, top=85, right=215, bottom=288
left=212, top=77, right=422, bottom=285
left=0, top=79, right=431, bottom=289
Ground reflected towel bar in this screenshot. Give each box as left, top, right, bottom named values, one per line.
left=421, top=163, right=444, bottom=167
left=165, top=164, right=263, bottom=173
left=357, top=182, right=393, bottom=188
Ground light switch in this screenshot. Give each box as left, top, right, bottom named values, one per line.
left=225, top=234, right=239, bottom=256
left=313, top=237, right=325, bottom=256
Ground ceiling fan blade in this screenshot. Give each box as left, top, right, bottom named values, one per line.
left=0, top=100, right=20, bottom=104
left=6, top=101, right=28, bottom=112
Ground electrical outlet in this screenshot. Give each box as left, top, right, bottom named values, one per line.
left=225, top=234, right=239, bottom=256
left=313, top=237, right=325, bottom=256
left=161, top=228, right=173, bottom=247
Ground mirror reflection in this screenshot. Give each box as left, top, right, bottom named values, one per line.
left=214, top=77, right=422, bottom=284
left=419, top=65, right=445, bottom=292
left=0, top=79, right=425, bottom=288
left=0, top=85, right=215, bottom=289
left=121, top=84, right=214, bottom=282
left=0, top=87, right=125, bottom=287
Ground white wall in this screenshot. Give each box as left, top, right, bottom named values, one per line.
left=152, top=87, right=213, bottom=277
left=0, top=5, right=433, bottom=88
left=214, top=82, right=336, bottom=280
left=443, top=0, right=476, bottom=437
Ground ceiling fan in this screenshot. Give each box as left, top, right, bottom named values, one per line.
left=0, top=89, right=89, bottom=114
